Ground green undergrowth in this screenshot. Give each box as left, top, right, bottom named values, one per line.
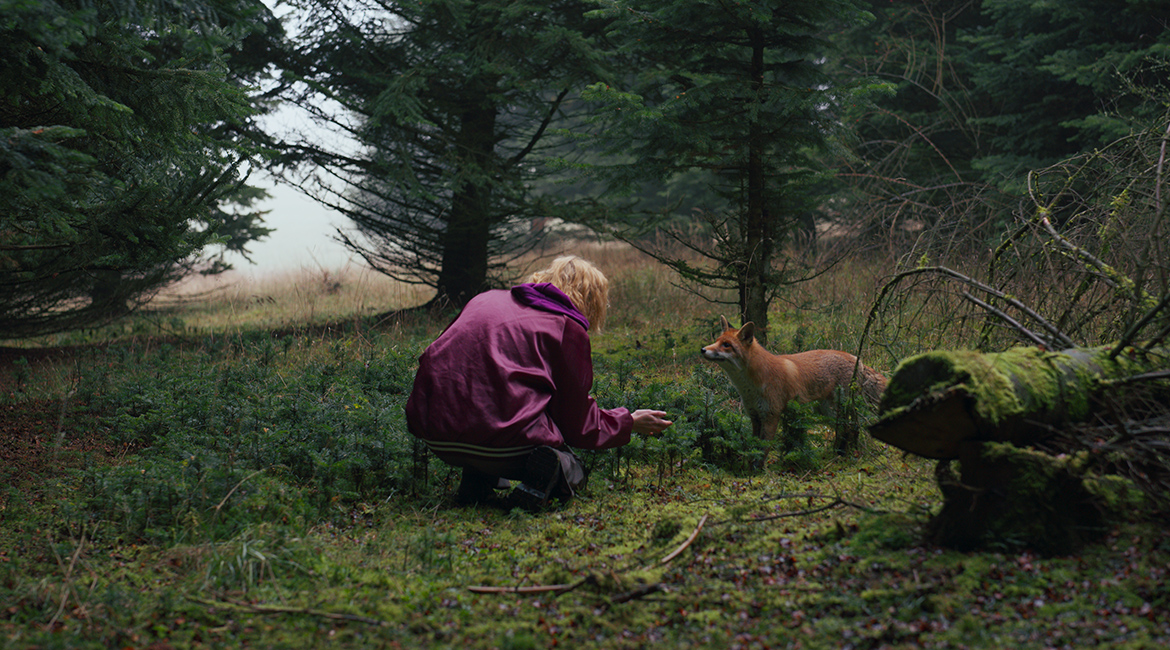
left=4, top=455, right=1168, bottom=649
left=2, top=316, right=1168, bottom=648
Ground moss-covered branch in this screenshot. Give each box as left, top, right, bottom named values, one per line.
left=869, top=345, right=1158, bottom=459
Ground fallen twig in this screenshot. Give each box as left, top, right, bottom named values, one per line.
left=212, top=468, right=269, bottom=514
left=611, top=583, right=665, bottom=604
left=467, top=577, right=590, bottom=596
left=746, top=498, right=849, bottom=522
left=48, top=525, right=88, bottom=629
left=188, top=596, right=394, bottom=628
left=659, top=513, right=708, bottom=566
left=710, top=494, right=880, bottom=525
left=468, top=513, right=710, bottom=600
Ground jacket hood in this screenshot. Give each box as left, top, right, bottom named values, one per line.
left=511, top=283, right=590, bottom=330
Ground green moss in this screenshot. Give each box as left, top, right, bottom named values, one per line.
left=948, top=554, right=998, bottom=592
left=1084, top=474, right=1147, bottom=513
left=848, top=513, right=921, bottom=552
left=649, top=517, right=684, bottom=545
left=877, top=350, right=965, bottom=412
left=941, top=442, right=1110, bottom=554
left=879, top=345, right=1155, bottom=432
left=6, top=297, right=1168, bottom=649
left=886, top=347, right=1084, bottom=426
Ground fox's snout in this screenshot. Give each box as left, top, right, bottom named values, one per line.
left=700, top=344, right=732, bottom=363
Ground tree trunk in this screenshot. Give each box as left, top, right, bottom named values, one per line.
left=929, top=441, right=1109, bottom=554
left=741, top=26, right=772, bottom=342
left=436, top=99, right=498, bottom=306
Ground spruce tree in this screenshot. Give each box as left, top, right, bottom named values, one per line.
left=964, top=0, right=1170, bottom=191
left=0, top=0, right=278, bottom=337
left=275, top=0, right=613, bottom=307
left=832, top=0, right=1170, bottom=246
left=579, top=0, right=873, bottom=338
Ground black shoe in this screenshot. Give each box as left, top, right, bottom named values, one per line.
left=455, top=468, right=501, bottom=506
left=507, top=447, right=563, bottom=512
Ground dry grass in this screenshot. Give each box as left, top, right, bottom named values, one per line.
left=540, top=240, right=733, bottom=332
left=151, top=240, right=910, bottom=364
left=4, top=238, right=909, bottom=358
left=154, top=240, right=716, bottom=335
left=152, top=263, right=431, bottom=334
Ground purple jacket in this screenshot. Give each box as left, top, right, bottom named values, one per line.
left=404, top=284, right=632, bottom=453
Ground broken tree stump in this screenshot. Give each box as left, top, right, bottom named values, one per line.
left=931, top=442, right=1108, bottom=554
left=868, top=345, right=1164, bottom=553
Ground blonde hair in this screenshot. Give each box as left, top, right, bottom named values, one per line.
left=528, top=255, right=609, bottom=330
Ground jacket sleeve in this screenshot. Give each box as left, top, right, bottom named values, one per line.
left=546, top=320, right=632, bottom=450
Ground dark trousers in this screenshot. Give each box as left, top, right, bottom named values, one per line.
left=434, top=445, right=587, bottom=497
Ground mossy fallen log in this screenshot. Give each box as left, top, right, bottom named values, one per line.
left=869, top=344, right=1164, bottom=553
left=868, top=345, right=1154, bottom=459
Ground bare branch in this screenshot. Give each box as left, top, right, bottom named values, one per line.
left=1155, top=118, right=1170, bottom=223
left=658, top=514, right=708, bottom=566
left=1111, top=291, right=1170, bottom=358
left=861, top=265, right=1075, bottom=355
left=962, top=291, right=1049, bottom=348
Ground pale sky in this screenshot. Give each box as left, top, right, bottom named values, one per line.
left=225, top=176, right=357, bottom=275
left=222, top=1, right=360, bottom=276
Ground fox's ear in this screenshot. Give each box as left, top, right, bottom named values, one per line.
left=720, top=315, right=731, bottom=331
left=739, top=322, right=755, bottom=343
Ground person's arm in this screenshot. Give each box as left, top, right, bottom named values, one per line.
left=545, top=322, right=633, bottom=450
left=631, top=409, right=673, bottom=436
left=547, top=322, right=672, bottom=448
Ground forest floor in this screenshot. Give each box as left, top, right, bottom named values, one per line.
left=2, top=254, right=1168, bottom=648
left=1, top=381, right=1167, bottom=649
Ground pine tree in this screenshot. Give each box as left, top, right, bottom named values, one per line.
left=0, top=0, right=278, bottom=337
left=832, top=0, right=1170, bottom=246
left=275, top=0, right=614, bottom=306
left=964, top=0, right=1170, bottom=191
left=829, top=0, right=996, bottom=244
left=580, top=0, right=874, bottom=338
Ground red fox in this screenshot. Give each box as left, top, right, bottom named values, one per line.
left=700, top=316, right=887, bottom=440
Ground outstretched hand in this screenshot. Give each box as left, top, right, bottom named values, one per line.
left=631, top=409, right=673, bottom=436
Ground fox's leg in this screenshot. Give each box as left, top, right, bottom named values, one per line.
left=818, top=390, right=838, bottom=419
left=749, top=412, right=767, bottom=440
left=761, top=411, right=783, bottom=441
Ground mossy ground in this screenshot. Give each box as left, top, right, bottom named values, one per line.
left=2, top=254, right=1167, bottom=649
left=3, top=434, right=1167, bottom=649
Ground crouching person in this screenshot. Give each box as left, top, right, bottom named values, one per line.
left=404, top=256, right=673, bottom=511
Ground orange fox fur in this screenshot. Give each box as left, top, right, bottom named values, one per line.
left=700, top=316, right=887, bottom=440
